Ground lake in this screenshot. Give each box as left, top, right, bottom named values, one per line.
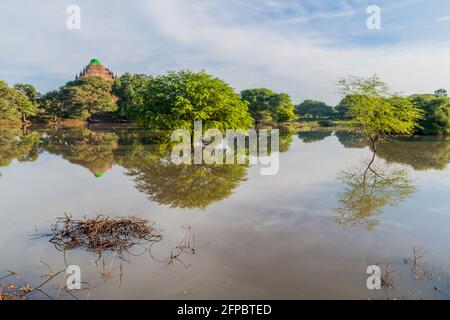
left=0, top=126, right=449, bottom=300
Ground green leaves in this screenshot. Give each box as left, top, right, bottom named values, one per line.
left=0, top=81, right=37, bottom=122
left=241, top=88, right=296, bottom=123
left=337, top=76, right=423, bottom=140
left=134, top=70, right=253, bottom=131
left=409, top=94, right=450, bottom=135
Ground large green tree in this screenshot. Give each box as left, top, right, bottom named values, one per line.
left=61, top=76, right=117, bottom=120
left=134, top=70, right=253, bottom=131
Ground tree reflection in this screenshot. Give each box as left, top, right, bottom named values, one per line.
left=0, top=127, right=40, bottom=174
left=335, top=131, right=450, bottom=171
left=120, top=143, right=248, bottom=209
left=41, top=128, right=119, bottom=177
left=335, top=155, right=415, bottom=231
left=298, top=131, right=332, bottom=144
left=376, top=136, right=450, bottom=171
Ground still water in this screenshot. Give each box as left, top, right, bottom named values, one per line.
left=0, top=126, right=449, bottom=299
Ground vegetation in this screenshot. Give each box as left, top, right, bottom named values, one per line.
left=0, top=68, right=448, bottom=136
left=0, top=81, right=38, bottom=123
left=337, top=75, right=423, bottom=149
left=132, top=70, right=253, bottom=131
left=241, top=88, right=296, bottom=124
left=408, top=93, right=450, bottom=135
left=112, top=73, right=152, bottom=118
left=296, top=100, right=334, bottom=119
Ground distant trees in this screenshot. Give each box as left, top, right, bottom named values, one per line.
left=240, top=89, right=296, bottom=124
left=295, top=99, right=334, bottom=119
left=133, top=70, right=253, bottom=131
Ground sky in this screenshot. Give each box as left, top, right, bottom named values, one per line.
left=0, top=0, right=450, bottom=105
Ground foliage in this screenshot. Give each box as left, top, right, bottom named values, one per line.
left=296, top=100, right=334, bottom=119
left=134, top=70, right=253, bottom=131
left=318, top=120, right=335, bottom=127
left=61, top=76, right=117, bottom=120
left=0, top=81, right=37, bottom=122
left=241, top=88, right=296, bottom=123
left=434, top=88, right=447, bottom=97
left=337, top=75, right=423, bottom=144
left=409, top=94, right=450, bottom=135
left=112, top=73, right=152, bottom=118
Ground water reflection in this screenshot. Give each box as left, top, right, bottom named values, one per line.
left=41, top=128, right=118, bottom=177
left=298, top=131, right=332, bottom=144
left=335, top=131, right=450, bottom=171
left=0, top=127, right=40, bottom=171
left=335, top=157, right=416, bottom=230
left=0, top=127, right=250, bottom=208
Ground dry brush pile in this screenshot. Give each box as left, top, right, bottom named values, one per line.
left=48, top=214, right=162, bottom=260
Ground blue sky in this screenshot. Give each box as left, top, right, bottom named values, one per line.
left=1, top=0, right=450, bottom=104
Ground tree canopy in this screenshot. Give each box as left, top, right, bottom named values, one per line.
left=62, top=76, right=117, bottom=120
left=112, top=73, right=152, bottom=118
left=337, top=75, right=423, bottom=146
left=296, top=99, right=334, bottom=119
left=409, top=94, right=450, bottom=135
left=133, top=70, right=253, bottom=131
left=241, top=88, right=296, bottom=123
left=0, top=81, right=37, bottom=122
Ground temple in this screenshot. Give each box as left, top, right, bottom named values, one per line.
left=76, top=59, right=116, bottom=81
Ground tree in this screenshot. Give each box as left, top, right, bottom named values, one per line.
left=0, top=81, right=36, bottom=123
left=112, top=73, right=152, bottom=118
left=409, top=94, right=450, bottom=135
left=334, top=96, right=354, bottom=119
left=62, top=76, right=117, bottom=120
left=337, top=75, right=423, bottom=151
left=435, top=88, right=448, bottom=97
left=272, top=93, right=297, bottom=122
left=241, top=88, right=296, bottom=123
left=14, top=83, right=40, bottom=104
left=39, top=90, right=67, bottom=121
left=296, top=100, right=334, bottom=119
left=134, top=70, right=253, bottom=131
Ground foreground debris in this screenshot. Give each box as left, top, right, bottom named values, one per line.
left=47, top=214, right=162, bottom=259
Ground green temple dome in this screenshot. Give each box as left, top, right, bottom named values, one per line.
left=89, top=58, right=102, bottom=65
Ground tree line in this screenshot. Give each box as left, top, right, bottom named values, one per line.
left=0, top=70, right=448, bottom=135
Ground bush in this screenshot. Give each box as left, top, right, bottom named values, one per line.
left=318, top=120, right=335, bottom=127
